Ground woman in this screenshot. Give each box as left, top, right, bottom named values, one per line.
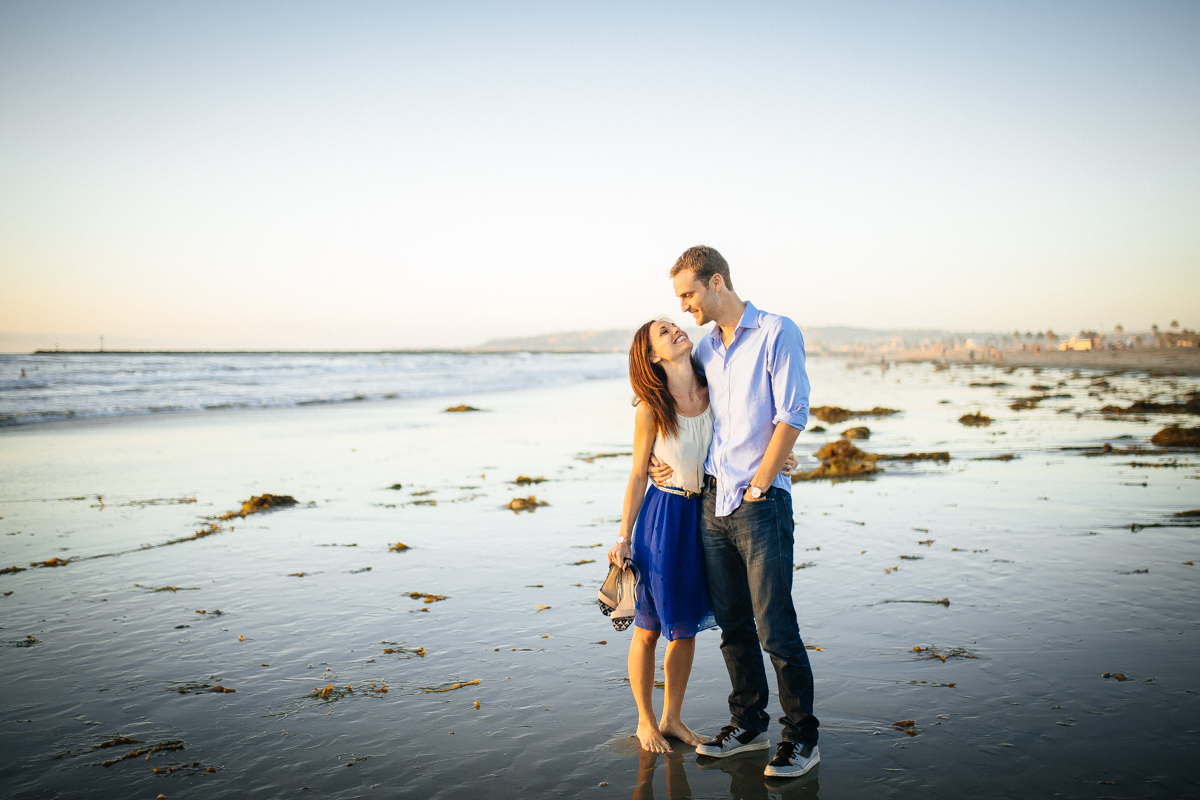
left=607, top=319, right=795, bottom=753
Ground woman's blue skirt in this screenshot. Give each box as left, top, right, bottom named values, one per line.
left=631, top=485, right=717, bottom=641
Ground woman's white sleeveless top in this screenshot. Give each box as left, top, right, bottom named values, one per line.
left=652, top=405, right=714, bottom=494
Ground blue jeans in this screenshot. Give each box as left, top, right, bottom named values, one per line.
left=702, top=483, right=819, bottom=745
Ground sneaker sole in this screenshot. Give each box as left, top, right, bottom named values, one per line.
left=763, top=750, right=819, bottom=778
left=694, top=739, right=770, bottom=758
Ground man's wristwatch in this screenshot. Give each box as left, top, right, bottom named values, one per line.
left=616, top=536, right=628, bottom=544
left=749, top=485, right=764, bottom=500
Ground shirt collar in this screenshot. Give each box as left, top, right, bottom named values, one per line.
left=708, top=300, right=761, bottom=343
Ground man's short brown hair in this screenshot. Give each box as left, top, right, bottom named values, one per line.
left=670, top=245, right=733, bottom=291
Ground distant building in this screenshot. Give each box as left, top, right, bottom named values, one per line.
left=1057, top=336, right=1093, bottom=351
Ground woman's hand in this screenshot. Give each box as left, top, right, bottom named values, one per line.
left=781, top=451, right=798, bottom=475
left=607, top=540, right=631, bottom=567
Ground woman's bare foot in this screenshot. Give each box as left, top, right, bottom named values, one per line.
left=637, top=720, right=673, bottom=753
left=659, top=718, right=703, bottom=746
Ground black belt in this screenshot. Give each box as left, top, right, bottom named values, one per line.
left=703, top=474, right=717, bottom=490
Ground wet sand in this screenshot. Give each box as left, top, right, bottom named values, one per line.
left=2, top=360, right=1199, bottom=799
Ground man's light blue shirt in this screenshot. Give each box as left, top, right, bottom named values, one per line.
left=695, top=301, right=810, bottom=518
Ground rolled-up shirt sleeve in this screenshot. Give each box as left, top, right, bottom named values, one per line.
left=770, top=320, right=810, bottom=431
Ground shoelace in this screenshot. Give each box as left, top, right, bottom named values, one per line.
left=711, top=725, right=741, bottom=746
left=772, top=741, right=798, bottom=763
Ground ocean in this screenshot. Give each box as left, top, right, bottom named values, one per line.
left=0, top=352, right=627, bottom=427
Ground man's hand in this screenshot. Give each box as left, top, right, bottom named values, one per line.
left=647, top=455, right=674, bottom=486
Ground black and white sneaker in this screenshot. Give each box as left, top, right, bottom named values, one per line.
left=694, top=725, right=769, bottom=758
left=763, top=741, right=819, bottom=778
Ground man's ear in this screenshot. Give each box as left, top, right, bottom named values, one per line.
left=708, top=273, right=724, bottom=293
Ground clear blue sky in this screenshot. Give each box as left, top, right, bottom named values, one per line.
left=2, top=1, right=1197, bottom=350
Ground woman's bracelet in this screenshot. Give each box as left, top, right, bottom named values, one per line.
left=616, top=536, right=628, bottom=544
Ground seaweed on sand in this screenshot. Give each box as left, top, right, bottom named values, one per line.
left=841, top=426, right=870, bottom=440
left=1101, top=393, right=1200, bottom=416
left=380, top=642, right=425, bottom=657
left=444, top=404, right=481, bottom=412
left=512, top=476, right=546, bottom=485
left=25, top=519, right=239, bottom=572
left=407, top=591, right=447, bottom=603
left=423, top=678, right=480, bottom=693
left=1151, top=425, right=1200, bottom=448
left=506, top=496, right=548, bottom=512
left=792, top=441, right=952, bottom=482
left=912, top=645, right=977, bottom=662
left=791, top=440, right=879, bottom=481
left=577, top=452, right=632, bottom=463
left=217, top=494, right=297, bottom=521
left=173, top=681, right=236, bottom=694
left=811, top=406, right=899, bottom=424
left=29, top=557, right=70, bottom=568
left=124, top=496, right=198, bottom=506
left=877, top=452, right=950, bottom=463
left=959, top=411, right=991, bottom=427
left=100, top=739, right=185, bottom=768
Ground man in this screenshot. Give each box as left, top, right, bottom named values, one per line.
left=652, top=245, right=819, bottom=778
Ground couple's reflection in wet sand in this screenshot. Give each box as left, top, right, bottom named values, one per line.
left=631, top=746, right=819, bottom=800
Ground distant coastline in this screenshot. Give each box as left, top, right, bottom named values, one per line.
left=18, top=324, right=1198, bottom=367
left=889, top=346, right=1200, bottom=376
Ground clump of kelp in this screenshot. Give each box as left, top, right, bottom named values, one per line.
left=308, top=682, right=391, bottom=702
left=811, top=406, right=899, bottom=424
left=1102, top=392, right=1200, bottom=416
left=911, top=645, right=978, bottom=662
left=506, top=496, right=549, bottom=512
left=512, top=476, right=546, bottom=485
left=959, top=411, right=991, bottom=427
left=217, top=494, right=297, bottom=521
left=791, top=441, right=949, bottom=482
left=380, top=641, right=425, bottom=657
left=173, top=680, right=236, bottom=695
left=407, top=591, right=448, bottom=604
left=1151, top=425, right=1200, bottom=448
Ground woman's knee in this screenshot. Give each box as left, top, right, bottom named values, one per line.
left=665, top=635, right=695, bottom=652
left=633, top=626, right=661, bottom=646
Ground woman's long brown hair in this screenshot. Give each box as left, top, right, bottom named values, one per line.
left=629, top=319, right=707, bottom=440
